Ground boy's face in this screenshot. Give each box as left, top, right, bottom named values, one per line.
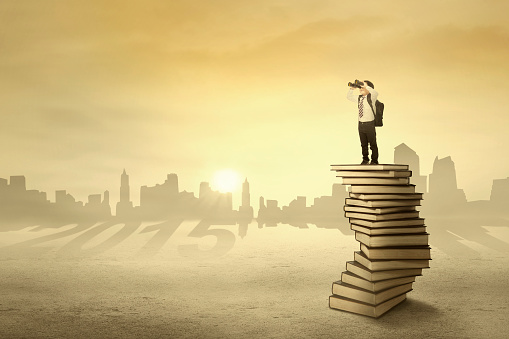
left=359, top=86, right=369, bottom=96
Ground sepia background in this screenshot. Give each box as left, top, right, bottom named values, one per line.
left=1, top=0, right=509, bottom=207
left=1, top=1, right=509, bottom=338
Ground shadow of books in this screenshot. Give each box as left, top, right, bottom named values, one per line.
left=427, top=215, right=509, bottom=256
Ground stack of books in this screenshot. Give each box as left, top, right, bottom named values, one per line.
left=328, top=164, right=430, bottom=318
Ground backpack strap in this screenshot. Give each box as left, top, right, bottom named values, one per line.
left=367, top=93, right=376, bottom=115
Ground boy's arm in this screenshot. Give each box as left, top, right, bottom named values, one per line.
left=347, top=88, right=357, bottom=102
left=365, top=86, right=379, bottom=102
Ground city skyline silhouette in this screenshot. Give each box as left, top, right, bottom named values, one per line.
left=1, top=143, right=507, bottom=221
left=1, top=143, right=508, bottom=259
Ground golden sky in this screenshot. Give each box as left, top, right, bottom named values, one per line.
left=1, top=0, right=509, bottom=207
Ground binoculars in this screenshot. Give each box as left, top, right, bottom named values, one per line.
left=348, top=80, right=364, bottom=88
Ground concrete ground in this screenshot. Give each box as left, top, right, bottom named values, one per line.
left=1, top=219, right=508, bottom=338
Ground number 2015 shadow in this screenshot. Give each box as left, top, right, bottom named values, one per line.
left=0, top=219, right=237, bottom=260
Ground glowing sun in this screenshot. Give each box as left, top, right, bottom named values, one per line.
left=212, top=169, right=242, bottom=193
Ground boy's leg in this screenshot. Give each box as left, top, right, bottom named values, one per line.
left=366, top=124, right=378, bottom=162
left=358, top=123, right=370, bottom=162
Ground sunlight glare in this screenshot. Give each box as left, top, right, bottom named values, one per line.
left=212, top=169, right=242, bottom=193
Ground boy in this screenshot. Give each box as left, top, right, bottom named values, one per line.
left=347, top=80, right=379, bottom=165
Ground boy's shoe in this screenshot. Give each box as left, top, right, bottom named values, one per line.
left=360, top=160, right=369, bottom=165
left=369, top=160, right=379, bottom=165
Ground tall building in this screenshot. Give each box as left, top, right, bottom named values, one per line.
left=116, top=169, right=133, bottom=217
left=85, top=191, right=111, bottom=219
left=427, top=156, right=466, bottom=209
left=256, top=196, right=281, bottom=223
left=166, top=173, right=179, bottom=195
left=394, top=143, right=427, bottom=193
left=199, top=181, right=212, bottom=200
left=258, top=196, right=266, bottom=220
left=55, top=190, right=76, bottom=205
left=282, top=196, right=308, bottom=220
left=309, top=183, right=346, bottom=220
left=10, top=176, right=26, bottom=191
left=139, top=173, right=180, bottom=218
left=490, top=177, right=509, bottom=205
left=239, top=178, right=254, bottom=219
left=196, top=181, right=233, bottom=217
left=0, top=178, right=7, bottom=204
left=102, top=190, right=111, bottom=216
left=120, top=169, right=130, bottom=203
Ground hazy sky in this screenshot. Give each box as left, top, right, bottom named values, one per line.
left=1, top=0, right=509, bottom=208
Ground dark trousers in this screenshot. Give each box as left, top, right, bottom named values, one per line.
left=358, top=121, right=378, bottom=162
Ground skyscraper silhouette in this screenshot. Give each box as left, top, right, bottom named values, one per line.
left=490, top=177, right=509, bottom=206
left=394, top=143, right=427, bottom=193
left=9, top=176, right=27, bottom=194
left=139, top=173, right=180, bottom=218
left=427, top=156, right=466, bottom=210
left=239, top=178, right=254, bottom=219
left=120, top=169, right=130, bottom=203
left=116, top=169, right=133, bottom=217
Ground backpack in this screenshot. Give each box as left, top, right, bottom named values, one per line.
left=359, top=94, right=384, bottom=127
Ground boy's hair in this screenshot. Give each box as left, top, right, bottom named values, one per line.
left=364, top=80, right=374, bottom=89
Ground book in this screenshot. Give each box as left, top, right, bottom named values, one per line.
left=341, top=271, right=416, bottom=292
left=332, top=281, right=413, bottom=305
left=345, top=211, right=420, bottom=221
left=355, top=232, right=429, bottom=247
left=346, top=198, right=421, bottom=208
left=329, top=292, right=407, bottom=318
left=351, top=224, right=427, bottom=235
left=329, top=163, right=430, bottom=318
left=344, top=205, right=416, bottom=214
left=354, top=251, right=430, bottom=271
left=349, top=218, right=425, bottom=228
left=361, top=243, right=432, bottom=260
left=330, top=164, right=409, bottom=171
left=332, top=170, right=412, bottom=178
left=349, top=193, right=423, bottom=200
left=346, top=261, right=422, bottom=281
left=349, top=185, right=416, bottom=194
left=341, top=177, right=410, bottom=185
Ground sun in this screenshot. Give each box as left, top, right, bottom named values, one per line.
left=211, top=169, right=242, bottom=193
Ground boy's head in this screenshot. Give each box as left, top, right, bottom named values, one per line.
left=359, top=80, right=374, bottom=96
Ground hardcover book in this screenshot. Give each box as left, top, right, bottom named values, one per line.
left=349, top=193, right=423, bottom=200
left=340, top=271, right=416, bottom=292
left=344, top=205, right=417, bottom=214
left=333, top=170, right=412, bottom=178
left=341, top=177, right=410, bottom=185
left=332, top=281, right=413, bottom=305
left=355, top=232, right=429, bottom=247
left=346, top=261, right=422, bottom=281
left=329, top=293, right=407, bottom=318
left=360, top=244, right=432, bottom=260
left=354, top=251, right=430, bottom=271
left=349, top=185, right=416, bottom=194
left=345, top=211, right=420, bottom=221
left=349, top=218, right=425, bottom=228
left=330, top=164, right=409, bottom=171
left=345, top=198, right=421, bottom=207
left=351, top=224, right=427, bottom=235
